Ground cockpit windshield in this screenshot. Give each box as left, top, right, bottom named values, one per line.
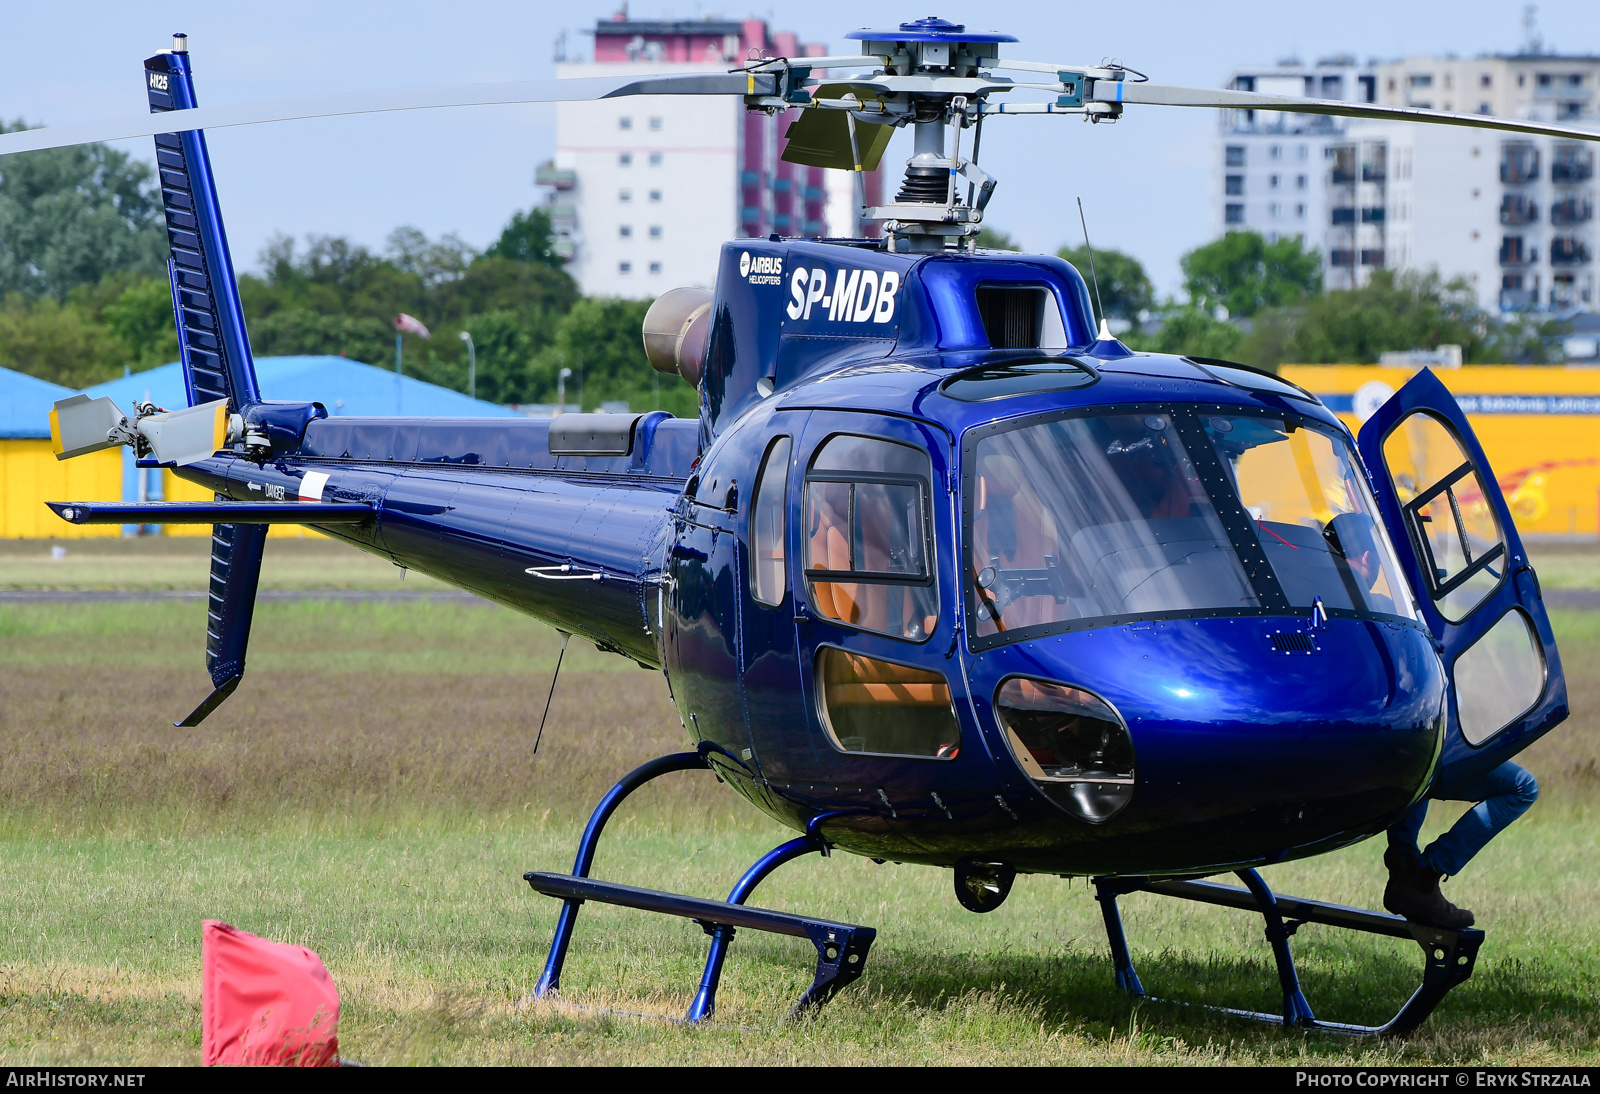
left=967, top=411, right=1259, bottom=641
left=964, top=406, right=1416, bottom=645
left=1203, top=413, right=1415, bottom=620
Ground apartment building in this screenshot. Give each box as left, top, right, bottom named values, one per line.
left=1362, top=52, right=1598, bottom=311
left=546, top=14, right=883, bottom=298
left=1216, top=50, right=1599, bottom=312
left=1214, top=56, right=1377, bottom=257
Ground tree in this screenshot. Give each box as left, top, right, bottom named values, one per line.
left=0, top=292, right=126, bottom=387
left=386, top=226, right=474, bottom=288
left=1475, top=313, right=1566, bottom=364
left=1282, top=269, right=1483, bottom=364
left=98, top=275, right=179, bottom=372
left=1181, top=231, right=1322, bottom=318
left=1055, top=245, right=1154, bottom=325
left=237, top=223, right=580, bottom=401
left=1124, top=306, right=1243, bottom=360
left=530, top=297, right=695, bottom=416
left=0, top=121, right=167, bottom=299
left=482, top=207, right=565, bottom=270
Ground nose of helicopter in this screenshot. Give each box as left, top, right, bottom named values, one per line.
left=971, top=615, right=1447, bottom=873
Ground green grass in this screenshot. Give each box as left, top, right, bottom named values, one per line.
left=1526, top=541, right=1600, bottom=592
left=0, top=536, right=446, bottom=591
left=1, top=551, right=1597, bottom=1064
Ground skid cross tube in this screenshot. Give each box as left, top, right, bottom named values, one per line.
left=1091, top=871, right=1484, bottom=1036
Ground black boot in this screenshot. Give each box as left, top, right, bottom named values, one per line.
left=1383, top=846, right=1475, bottom=928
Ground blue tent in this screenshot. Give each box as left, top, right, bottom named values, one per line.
left=84, top=355, right=520, bottom=418
left=0, top=365, right=76, bottom=439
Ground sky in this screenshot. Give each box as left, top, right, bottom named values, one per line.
left=5, top=1, right=1598, bottom=297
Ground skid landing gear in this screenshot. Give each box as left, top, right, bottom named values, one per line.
left=524, top=750, right=876, bottom=1022
left=1091, top=870, right=1484, bottom=1036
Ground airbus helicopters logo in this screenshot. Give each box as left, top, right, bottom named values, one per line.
left=786, top=266, right=901, bottom=325
left=739, top=251, right=785, bottom=286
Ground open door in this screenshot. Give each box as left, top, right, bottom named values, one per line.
left=1357, top=368, right=1567, bottom=795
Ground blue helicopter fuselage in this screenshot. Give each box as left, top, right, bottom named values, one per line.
left=174, top=239, right=1447, bottom=877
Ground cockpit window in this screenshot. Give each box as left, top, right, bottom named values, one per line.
left=805, top=434, right=938, bottom=642
left=1204, top=414, right=1416, bottom=620
left=967, top=411, right=1258, bottom=641
left=964, top=405, right=1419, bottom=648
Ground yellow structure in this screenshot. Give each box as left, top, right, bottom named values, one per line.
left=161, top=469, right=321, bottom=539
left=1281, top=365, right=1600, bottom=537
left=0, top=440, right=123, bottom=538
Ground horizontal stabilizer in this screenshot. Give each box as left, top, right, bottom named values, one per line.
left=48, top=501, right=371, bottom=525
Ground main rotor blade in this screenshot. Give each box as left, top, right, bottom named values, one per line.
left=1095, top=81, right=1600, bottom=143
left=0, top=71, right=764, bottom=158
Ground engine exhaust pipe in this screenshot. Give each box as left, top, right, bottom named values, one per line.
left=641, top=287, right=712, bottom=387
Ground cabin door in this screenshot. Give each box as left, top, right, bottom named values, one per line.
left=787, top=411, right=983, bottom=809
left=1357, top=368, right=1567, bottom=793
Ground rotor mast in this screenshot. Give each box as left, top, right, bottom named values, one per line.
left=848, top=19, right=1010, bottom=252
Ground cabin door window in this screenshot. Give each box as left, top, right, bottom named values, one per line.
left=803, top=433, right=938, bottom=642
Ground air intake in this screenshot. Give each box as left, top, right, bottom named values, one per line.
left=977, top=285, right=1045, bottom=348
left=1270, top=632, right=1319, bottom=655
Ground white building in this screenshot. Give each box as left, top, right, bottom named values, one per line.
left=1366, top=52, right=1599, bottom=312
left=1213, top=57, right=1378, bottom=250
left=1344, top=116, right=1597, bottom=311
left=549, top=65, right=743, bottom=298
left=1215, top=50, right=1600, bottom=313
left=543, top=16, right=876, bottom=300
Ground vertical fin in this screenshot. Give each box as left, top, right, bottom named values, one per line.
left=145, top=43, right=267, bottom=730
left=144, top=41, right=260, bottom=411
left=176, top=519, right=266, bottom=727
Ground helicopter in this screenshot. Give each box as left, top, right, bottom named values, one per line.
left=18, top=17, right=1592, bottom=1035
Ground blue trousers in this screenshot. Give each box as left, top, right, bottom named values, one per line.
left=1389, top=761, right=1539, bottom=877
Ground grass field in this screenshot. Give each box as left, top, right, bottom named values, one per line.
left=0, top=539, right=1597, bottom=1065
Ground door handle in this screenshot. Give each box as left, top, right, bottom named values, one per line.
left=1514, top=564, right=1542, bottom=604
left=793, top=603, right=813, bottom=625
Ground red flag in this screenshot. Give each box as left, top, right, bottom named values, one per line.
left=394, top=313, right=431, bottom=339
left=201, top=920, right=340, bottom=1066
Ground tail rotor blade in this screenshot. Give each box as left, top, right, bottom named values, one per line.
left=50, top=395, right=127, bottom=460
left=135, top=399, right=230, bottom=467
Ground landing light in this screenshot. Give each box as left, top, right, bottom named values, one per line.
left=992, top=677, right=1135, bottom=823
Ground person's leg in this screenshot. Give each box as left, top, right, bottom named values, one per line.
left=1422, top=762, right=1539, bottom=877
left=1383, top=795, right=1474, bottom=926
left=1387, top=799, right=1429, bottom=860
